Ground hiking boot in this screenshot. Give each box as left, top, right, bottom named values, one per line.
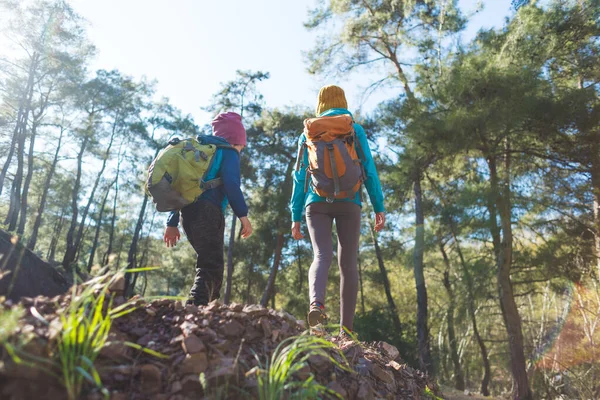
left=186, top=297, right=208, bottom=307
left=307, top=302, right=327, bottom=327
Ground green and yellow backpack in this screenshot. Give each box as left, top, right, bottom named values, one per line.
left=145, top=135, right=232, bottom=212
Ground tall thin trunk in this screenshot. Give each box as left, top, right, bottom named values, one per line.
left=17, top=117, right=40, bottom=235
left=369, top=219, right=403, bottom=336
left=124, top=194, right=150, bottom=296
left=0, top=54, right=39, bottom=196
left=260, top=232, right=284, bottom=307
left=358, top=250, right=365, bottom=314
left=48, top=209, right=65, bottom=263
left=27, top=126, right=64, bottom=250
left=72, top=122, right=118, bottom=261
left=591, top=146, right=600, bottom=282
left=246, top=264, right=253, bottom=304
left=224, top=215, right=236, bottom=304
left=62, top=136, right=89, bottom=275
left=428, top=174, right=491, bottom=395
left=413, top=175, right=432, bottom=374
left=487, top=150, right=532, bottom=400
left=296, top=240, right=304, bottom=291
left=103, top=158, right=121, bottom=266
left=440, top=246, right=465, bottom=391
left=87, top=185, right=110, bottom=272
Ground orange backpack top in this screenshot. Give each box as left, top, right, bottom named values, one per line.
left=296, top=114, right=366, bottom=202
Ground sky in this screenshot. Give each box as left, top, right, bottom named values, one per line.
left=68, top=0, right=514, bottom=124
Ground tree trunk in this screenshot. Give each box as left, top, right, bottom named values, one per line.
left=260, top=232, right=284, bottom=307
left=47, top=209, right=65, bottom=263
left=62, top=136, right=89, bottom=275
left=17, top=117, right=40, bottom=235
left=245, top=263, right=253, bottom=304
left=0, top=54, right=38, bottom=196
left=296, top=240, right=304, bottom=291
left=591, top=146, right=600, bottom=282
left=369, top=219, right=403, bottom=336
left=72, top=123, right=118, bottom=262
left=87, top=185, right=110, bottom=272
left=27, top=127, right=65, bottom=250
left=487, top=151, right=532, bottom=400
left=358, top=250, right=365, bottom=314
left=440, top=246, right=465, bottom=391
left=223, top=215, right=236, bottom=304
left=413, top=176, right=432, bottom=374
left=124, top=193, right=150, bottom=297
left=103, top=157, right=121, bottom=266
left=428, top=174, right=491, bottom=395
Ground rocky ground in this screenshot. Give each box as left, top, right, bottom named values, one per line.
left=0, top=279, right=438, bottom=400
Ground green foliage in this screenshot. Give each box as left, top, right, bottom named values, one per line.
left=249, top=334, right=351, bottom=400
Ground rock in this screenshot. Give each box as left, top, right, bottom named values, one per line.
left=371, top=364, right=394, bottom=384
left=387, top=360, right=403, bottom=371
left=137, top=333, right=153, bottom=347
left=140, top=364, right=162, bottom=394
left=357, top=382, right=375, bottom=400
left=47, top=317, right=63, bottom=341
left=381, top=341, right=400, bottom=360
left=258, top=317, right=272, bottom=337
left=220, top=320, right=244, bottom=337
left=184, top=304, right=197, bottom=314
left=107, top=275, right=125, bottom=292
left=180, top=374, right=203, bottom=395
left=179, top=321, right=199, bottom=337
left=179, top=352, right=208, bottom=375
left=296, top=319, right=306, bottom=329
left=355, top=357, right=372, bottom=376
left=229, top=302, right=243, bottom=312
left=295, top=365, right=311, bottom=380
left=206, top=300, right=222, bottom=311
left=129, top=326, right=149, bottom=337
left=182, top=334, right=205, bottom=354
left=100, top=332, right=130, bottom=361
left=327, top=381, right=347, bottom=398
left=110, top=393, right=128, bottom=400
left=174, top=301, right=183, bottom=312
left=170, top=380, right=182, bottom=394
left=271, top=329, right=280, bottom=341
left=151, top=394, right=169, bottom=400
left=308, top=354, right=330, bottom=374
left=145, top=307, right=158, bottom=317
left=243, top=304, right=268, bottom=317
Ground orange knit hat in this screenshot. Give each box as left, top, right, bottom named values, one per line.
left=315, top=85, right=348, bottom=116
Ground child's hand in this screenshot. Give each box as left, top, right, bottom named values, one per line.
left=240, top=217, right=253, bottom=239
left=164, top=226, right=180, bottom=247
left=291, top=222, right=304, bottom=240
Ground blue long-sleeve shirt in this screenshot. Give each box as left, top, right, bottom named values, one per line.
left=166, top=145, right=248, bottom=227
left=289, top=108, right=385, bottom=222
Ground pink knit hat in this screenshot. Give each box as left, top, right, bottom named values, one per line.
left=212, top=112, right=247, bottom=146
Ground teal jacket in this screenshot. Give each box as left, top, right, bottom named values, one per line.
left=289, top=108, right=385, bottom=222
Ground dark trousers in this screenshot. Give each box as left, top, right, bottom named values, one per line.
left=181, top=199, right=225, bottom=305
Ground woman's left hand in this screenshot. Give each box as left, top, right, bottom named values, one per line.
left=291, top=222, right=304, bottom=240
left=374, top=212, right=386, bottom=232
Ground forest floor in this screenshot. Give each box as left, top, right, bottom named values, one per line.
left=0, top=274, right=440, bottom=399
left=441, top=385, right=504, bottom=400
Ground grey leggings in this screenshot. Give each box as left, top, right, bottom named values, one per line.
left=306, top=201, right=361, bottom=331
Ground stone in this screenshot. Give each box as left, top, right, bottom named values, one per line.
left=327, top=381, right=347, bottom=398
left=179, top=352, right=208, bottom=375
left=130, top=326, right=149, bottom=337
left=107, top=274, right=125, bottom=292
left=182, top=334, right=205, bottom=354
left=180, top=374, right=203, bottom=395
left=100, top=334, right=130, bottom=361
left=258, top=317, right=272, bottom=337
left=295, top=365, right=311, bottom=380
left=296, top=320, right=306, bottom=329
left=242, top=304, right=268, bottom=317
left=110, top=393, right=128, bottom=400
left=271, top=329, right=280, bottom=341
left=140, top=364, right=162, bottom=394
left=308, top=354, right=330, bottom=374
left=184, top=304, right=197, bottom=314
left=137, top=333, right=153, bottom=347
left=145, top=307, right=157, bottom=317
left=229, top=302, right=243, bottom=312
left=220, top=320, right=244, bottom=337
left=170, top=380, right=182, bottom=394
left=357, top=382, right=375, bottom=400
left=381, top=341, right=400, bottom=360
left=387, top=360, right=403, bottom=371
left=151, top=394, right=169, bottom=400
left=179, top=321, right=199, bottom=337
left=174, top=301, right=183, bottom=311
left=371, top=364, right=394, bottom=384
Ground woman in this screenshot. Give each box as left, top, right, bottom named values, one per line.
left=290, top=85, right=385, bottom=337
left=164, top=112, right=253, bottom=306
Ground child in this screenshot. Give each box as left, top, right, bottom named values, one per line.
left=164, top=112, right=253, bottom=306
left=290, top=85, right=385, bottom=338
